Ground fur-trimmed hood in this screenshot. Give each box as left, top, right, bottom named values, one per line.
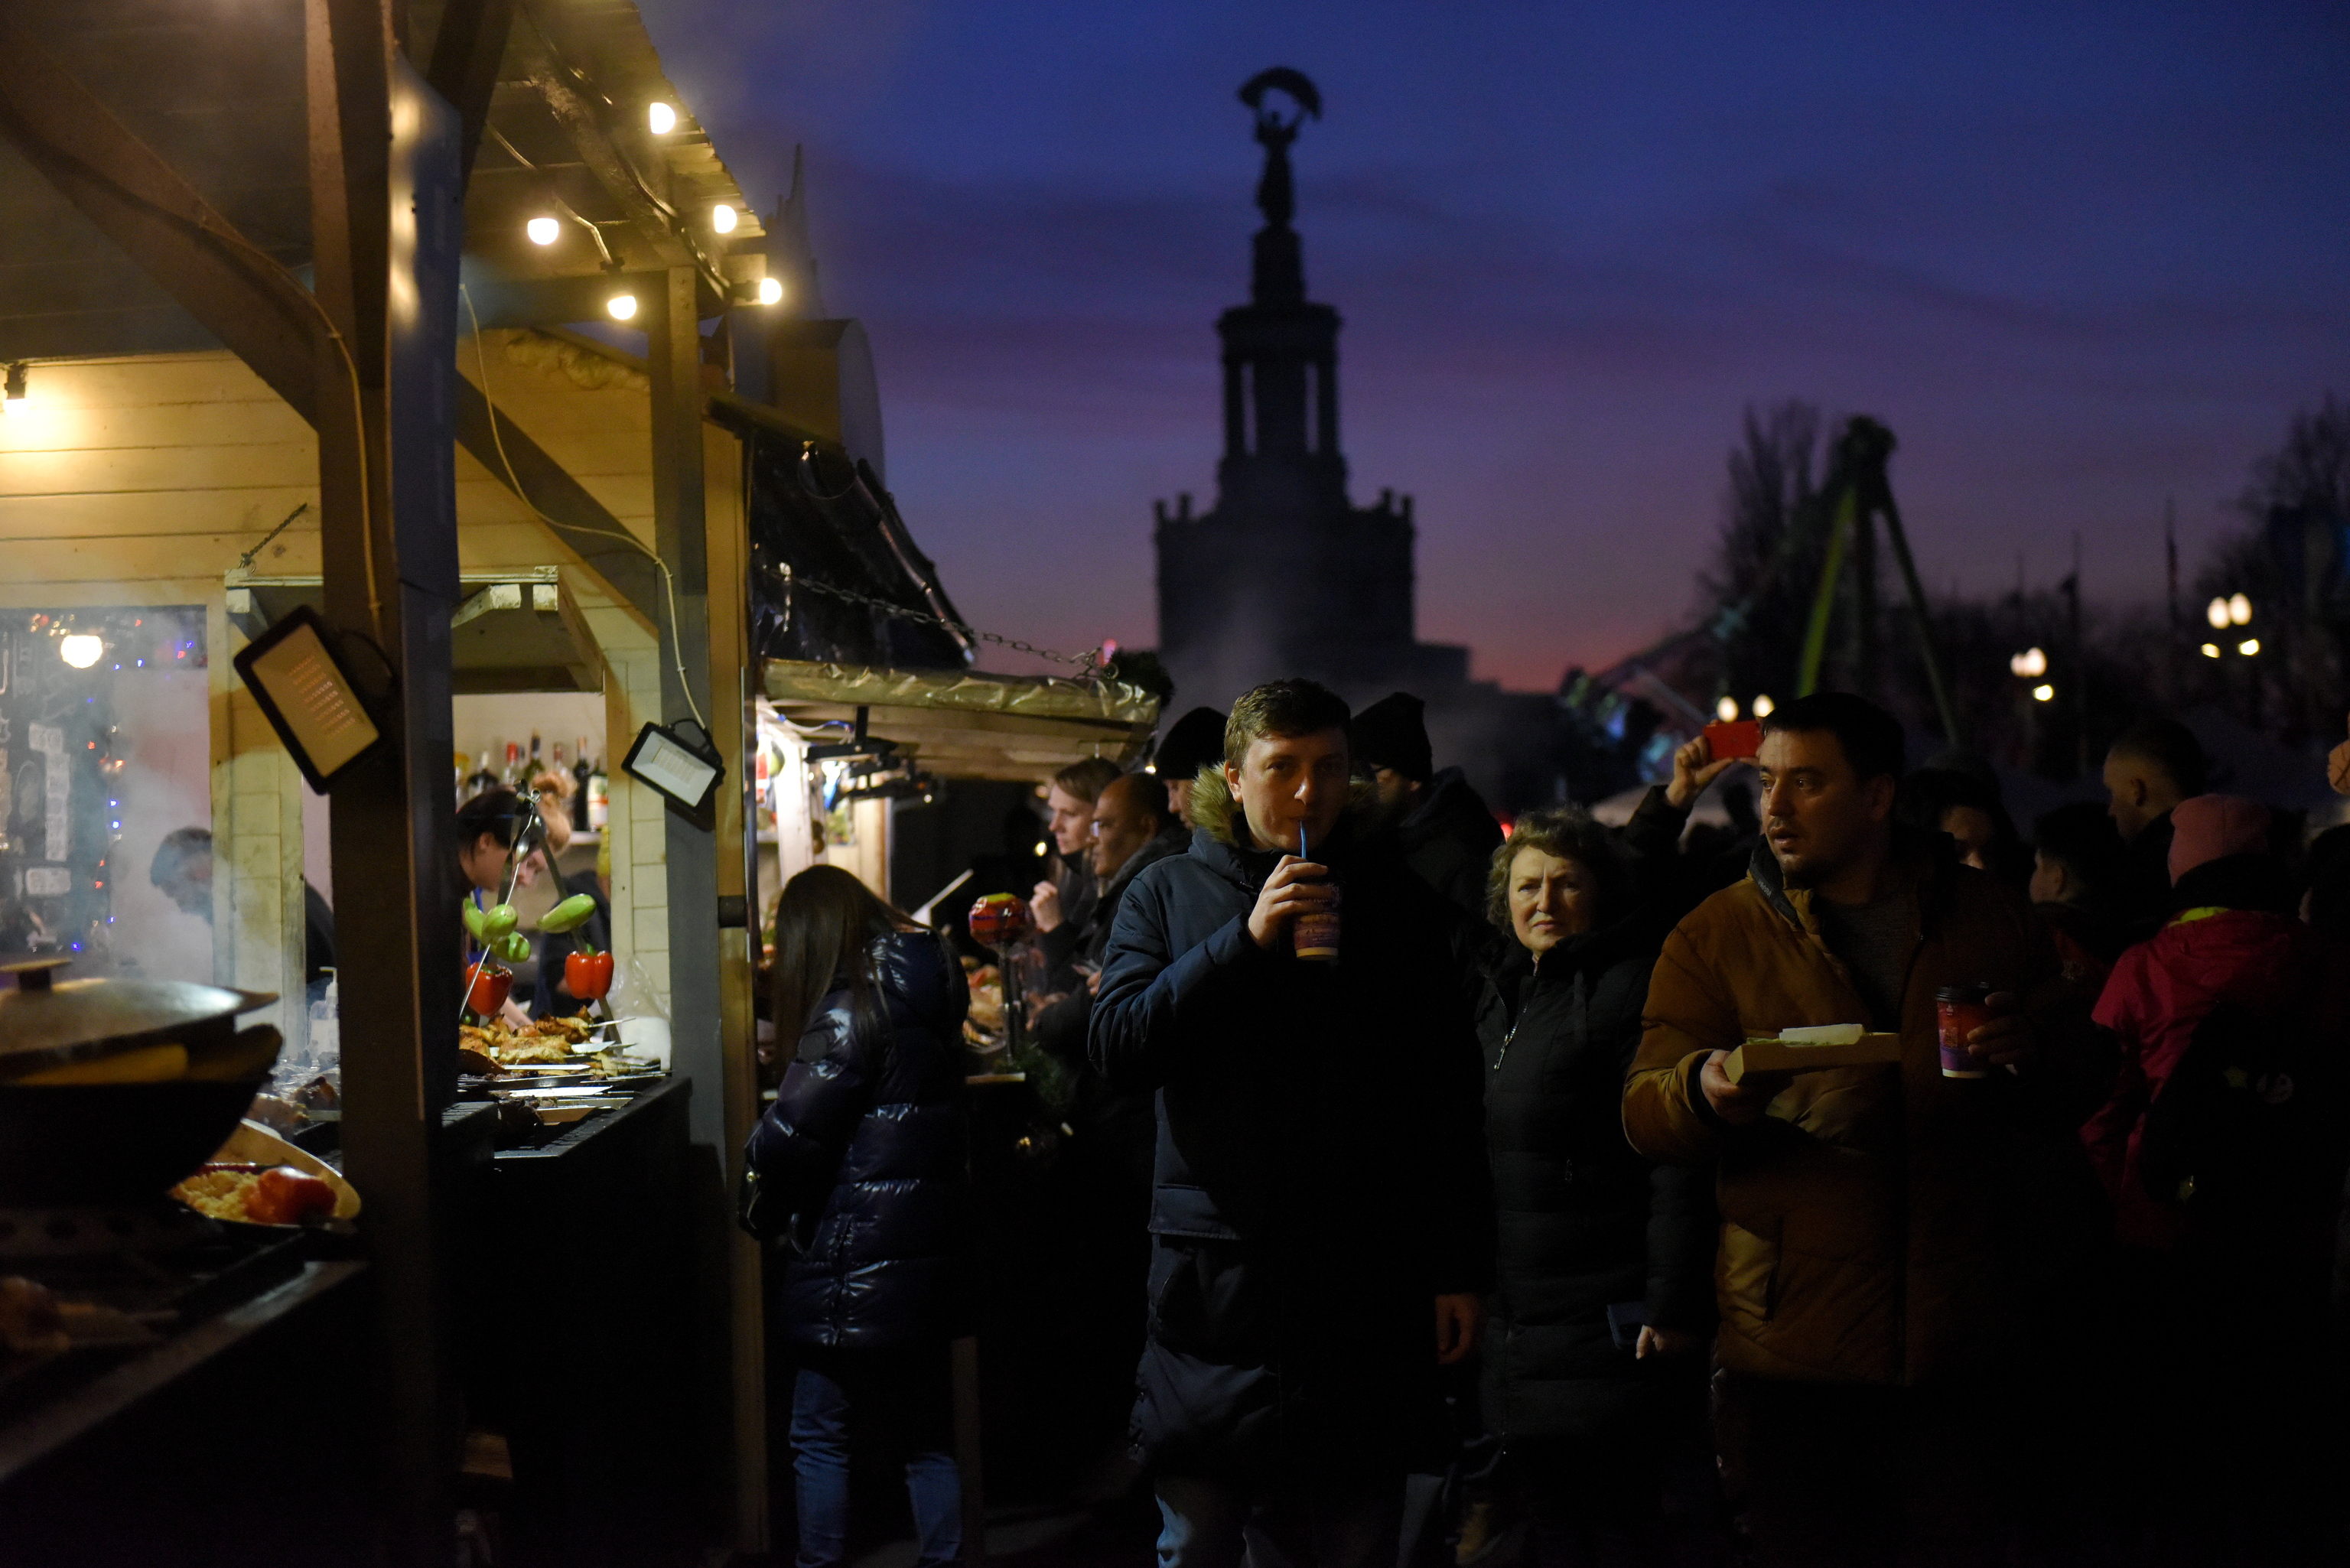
left=1186, top=761, right=1381, bottom=852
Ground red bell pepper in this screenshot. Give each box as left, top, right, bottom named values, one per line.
left=467, top=965, right=513, bottom=1018
left=565, top=948, right=615, bottom=1002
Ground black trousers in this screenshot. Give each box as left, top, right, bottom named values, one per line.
left=1711, top=1371, right=2013, bottom=1568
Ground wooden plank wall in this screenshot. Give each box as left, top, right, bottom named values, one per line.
left=0, top=342, right=742, bottom=1034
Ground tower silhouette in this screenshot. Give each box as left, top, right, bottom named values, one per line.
left=1154, top=69, right=1467, bottom=705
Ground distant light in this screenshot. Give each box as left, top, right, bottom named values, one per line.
left=757, top=276, right=784, bottom=306
left=2228, top=593, right=2252, bottom=626
left=607, top=293, right=637, bottom=321
left=2206, top=597, right=2231, bottom=629
left=526, top=216, right=561, bottom=246
left=2031, top=684, right=2055, bottom=703
left=1144, top=763, right=1157, bottom=775
left=647, top=101, right=676, bottom=135
left=711, top=203, right=737, bottom=234
left=1750, top=694, right=1775, bottom=717
left=1714, top=695, right=1740, bottom=723
left=59, top=633, right=103, bottom=669
left=2200, top=642, right=2221, bottom=659
left=2009, top=646, right=2047, bottom=678
left=1033, top=841, right=1048, bottom=857
left=2238, top=638, right=2259, bottom=656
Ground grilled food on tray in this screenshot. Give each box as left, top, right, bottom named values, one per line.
left=173, top=1163, right=339, bottom=1226
left=459, top=1014, right=604, bottom=1065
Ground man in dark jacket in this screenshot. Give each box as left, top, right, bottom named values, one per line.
left=1034, top=773, right=1190, bottom=1124
left=2101, top=717, right=2205, bottom=939
left=1090, top=681, right=1494, bottom=1568
left=1350, top=691, right=1502, bottom=918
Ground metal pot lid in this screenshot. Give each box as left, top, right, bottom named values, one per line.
left=0, top=958, right=277, bottom=1075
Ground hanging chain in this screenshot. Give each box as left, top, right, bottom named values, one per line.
left=781, top=566, right=1115, bottom=678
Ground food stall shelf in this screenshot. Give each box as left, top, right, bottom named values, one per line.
left=466, top=1077, right=695, bottom=1566
left=0, top=1261, right=371, bottom=1563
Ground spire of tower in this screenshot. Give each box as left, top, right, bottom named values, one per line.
left=1238, top=67, right=1320, bottom=306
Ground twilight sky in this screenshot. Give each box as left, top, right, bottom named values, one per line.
left=647, top=0, right=2350, bottom=692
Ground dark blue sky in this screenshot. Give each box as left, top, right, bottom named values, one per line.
left=651, top=0, right=2350, bottom=691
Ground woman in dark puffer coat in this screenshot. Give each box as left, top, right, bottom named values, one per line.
left=744, top=866, right=970, bottom=1568
left=1476, top=808, right=1718, bottom=1567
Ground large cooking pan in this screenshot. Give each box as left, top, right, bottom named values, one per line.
left=0, top=958, right=284, bottom=1205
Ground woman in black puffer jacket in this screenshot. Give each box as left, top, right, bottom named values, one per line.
left=745, top=866, right=970, bottom=1568
left=1476, top=808, right=1717, bottom=1567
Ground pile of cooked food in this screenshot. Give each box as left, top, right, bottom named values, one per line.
left=171, top=1163, right=339, bottom=1226
left=461, top=1013, right=601, bottom=1065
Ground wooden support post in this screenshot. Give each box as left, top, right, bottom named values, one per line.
left=423, top=0, right=516, bottom=187
left=308, top=4, right=464, bottom=1563
left=952, top=1335, right=988, bottom=1566
left=704, top=421, right=769, bottom=1556
left=649, top=262, right=751, bottom=1547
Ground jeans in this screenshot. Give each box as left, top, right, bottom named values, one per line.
left=789, top=1346, right=962, bottom=1568
left=1154, top=1472, right=1401, bottom=1568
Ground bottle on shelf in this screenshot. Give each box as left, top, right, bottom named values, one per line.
left=528, top=732, right=543, bottom=786
left=587, top=753, right=610, bottom=831
left=503, top=741, right=523, bottom=786
left=464, top=751, right=500, bottom=799
left=571, top=738, right=594, bottom=831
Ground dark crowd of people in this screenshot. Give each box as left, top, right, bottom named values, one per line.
left=741, top=679, right=2350, bottom=1568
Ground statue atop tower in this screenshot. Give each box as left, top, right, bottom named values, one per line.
left=1151, top=71, right=1467, bottom=706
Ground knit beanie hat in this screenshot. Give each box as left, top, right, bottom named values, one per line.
left=2168, top=794, right=2271, bottom=884
left=1155, top=706, right=1228, bottom=782
left=1351, top=692, right=1434, bottom=782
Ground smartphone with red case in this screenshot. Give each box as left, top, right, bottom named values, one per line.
left=1703, top=718, right=1762, bottom=760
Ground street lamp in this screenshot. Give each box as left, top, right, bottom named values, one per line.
left=2228, top=594, right=2251, bottom=626
left=2009, top=646, right=2048, bottom=678
left=1714, top=695, right=1739, bottom=723
left=2031, top=684, right=2055, bottom=704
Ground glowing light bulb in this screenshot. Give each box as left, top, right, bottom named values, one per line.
left=2238, top=638, right=2259, bottom=656
left=757, top=276, right=784, bottom=306
left=2206, top=597, right=2230, bottom=629
left=59, top=634, right=103, bottom=669
left=2228, top=593, right=2251, bottom=626
left=526, top=216, right=561, bottom=246
left=2031, top=684, right=2055, bottom=703
left=711, top=203, right=737, bottom=234
left=1033, top=841, right=1048, bottom=857
left=647, top=101, right=676, bottom=135
left=1750, top=695, right=1775, bottom=717
left=1715, top=695, right=1740, bottom=723
left=2200, top=642, right=2221, bottom=659
left=607, top=293, right=637, bottom=321
left=2008, top=646, right=2048, bottom=678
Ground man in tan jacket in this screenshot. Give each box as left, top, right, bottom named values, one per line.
left=1624, top=693, right=2093, bottom=1567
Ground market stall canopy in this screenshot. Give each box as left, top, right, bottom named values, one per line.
left=0, top=0, right=768, bottom=363
left=763, top=661, right=1160, bottom=781
left=228, top=565, right=601, bottom=693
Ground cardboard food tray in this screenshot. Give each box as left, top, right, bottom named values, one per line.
left=1723, top=1032, right=1902, bottom=1084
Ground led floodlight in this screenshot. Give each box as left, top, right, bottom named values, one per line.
left=622, top=718, right=725, bottom=829
left=231, top=605, right=383, bottom=793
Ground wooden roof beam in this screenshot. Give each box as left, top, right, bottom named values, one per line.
left=425, top=0, right=518, bottom=188
left=0, top=11, right=322, bottom=421
left=510, top=11, right=721, bottom=291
